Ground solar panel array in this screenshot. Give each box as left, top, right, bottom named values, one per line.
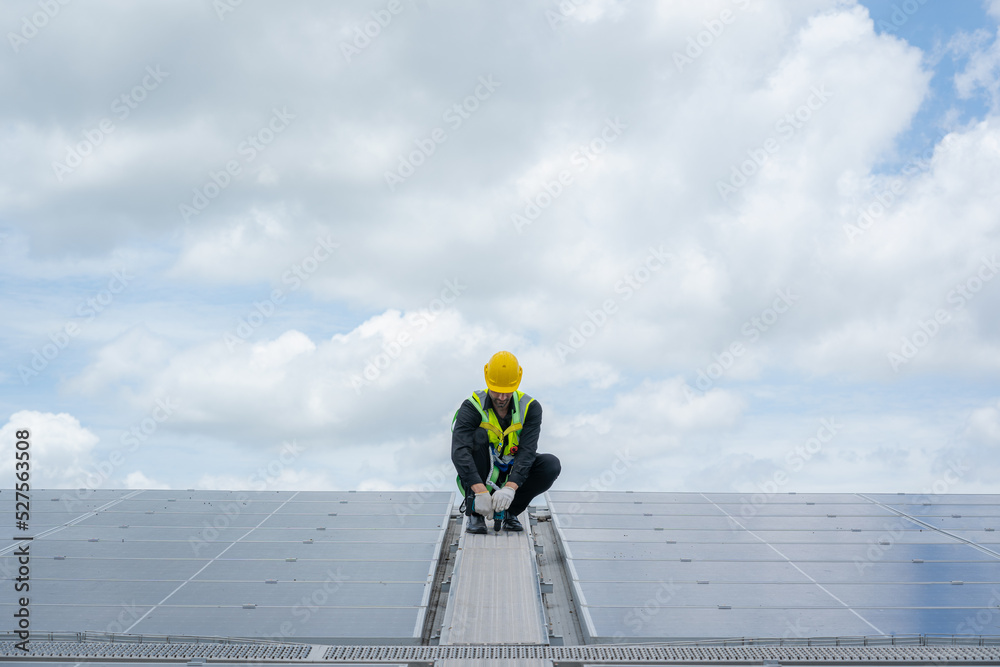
left=5, top=487, right=1000, bottom=646
left=546, top=491, right=1000, bottom=642
left=0, top=489, right=453, bottom=643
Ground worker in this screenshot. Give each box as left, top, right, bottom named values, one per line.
left=451, top=351, right=561, bottom=534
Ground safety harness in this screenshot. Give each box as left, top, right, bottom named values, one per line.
left=453, top=389, right=534, bottom=496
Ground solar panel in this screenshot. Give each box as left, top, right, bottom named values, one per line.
left=547, top=490, right=1000, bottom=642
left=0, top=488, right=453, bottom=643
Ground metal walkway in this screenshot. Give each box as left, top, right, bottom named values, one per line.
left=438, top=510, right=549, bottom=646
left=5, top=639, right=1000, bottom=663
left=437, top=510, right=550, bottom=667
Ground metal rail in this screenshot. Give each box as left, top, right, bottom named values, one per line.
left=4, top=640, right=1000, bottom=664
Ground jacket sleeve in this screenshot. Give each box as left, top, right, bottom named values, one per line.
left=451, top=399, right=485, bottom=491
left=507, top=399, right=542, bottom=488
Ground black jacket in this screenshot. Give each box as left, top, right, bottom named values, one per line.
left=451, top=392, right=542, bottom=490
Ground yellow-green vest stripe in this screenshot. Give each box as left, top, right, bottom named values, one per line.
left=467, top=389, right=534, bottom=457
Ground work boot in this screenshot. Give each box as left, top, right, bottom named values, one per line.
left=502, top=515, right=523, bottom=532
left=466, top=513, right=487, bottom=534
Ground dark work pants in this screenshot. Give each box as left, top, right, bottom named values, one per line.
left=464, top=449, right=561, bottom=517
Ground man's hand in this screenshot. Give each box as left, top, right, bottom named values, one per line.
left=492, top=486, right=515, bottom=512
left=474, top=491, right=492, bottom=516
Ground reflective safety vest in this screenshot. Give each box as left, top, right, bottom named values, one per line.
left=453, top=389, right=535, bottom=494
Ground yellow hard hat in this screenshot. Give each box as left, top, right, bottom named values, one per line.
left=484, top=351, right=522, bottom=393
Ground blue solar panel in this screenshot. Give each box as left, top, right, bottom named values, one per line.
left=0, top=489, right=453, bottom=643
left=547, top=490, right=1000, bottom=642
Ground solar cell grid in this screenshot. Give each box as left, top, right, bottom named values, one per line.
left=217, top=540, right=439, bottom=560
left=25, top=557, right=212, bottom=581
left=66, top=512, right=263, bottom=527
left=132, top=604, right=425, bottom=640
left=889, top=504, right=1000, bottom=516
left=733, top=515, right=926, bottom=531
left=23, top=540, right=232, bottom=560
left=3, top=510, right=108, bottom=526
left=949, top=530, right=1000, bottom=545
left=708, top=503, right=894, bottom=517
left=561, top=514, right=743, bottom=530
left=825, top=582, right=1000, bottom=607
left=285, top=490, right=453, bottom=503
left=191, top=558, right=431, bottom=581
left=793, top=560, right=1000, bottom=583
left=1, top=489, right=453, bottom=643
left=561, top=514, right=937, bottom=531
left=121, top=489, right=297, bottom=501
left=163, top=580, right=427, bottom=606
left=547, top=490, right=1000, bottom=642
left=12, top=489, right=134, bottom=503
left=27, top=580, right=181, bottom=606
left=581, top=581, right=841, bottom=608
left=703, top=492, right=879, bottom=504
left=775, top=542, right=994, bottom=560
left=571, top=559, right=826, bottom=583
left=116, top=502, right=287, bottom=514
left=582, top=605, right=880, bottom=639
left=558, top=527, right=964, bottom=544
left=555, top=502, right=727, bottom=515
left=46, top=525, right=257, bottom=541
left=255, top=513, right=446, bottom=529
left=869, top=493, right=999, bottom=504
left=903, top=516, right=1000, bottom=530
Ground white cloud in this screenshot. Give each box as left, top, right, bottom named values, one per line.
left=0, top=411, right=99, bottom=487
left=2, top=0, right=998, bottom=495
left=543, top=378, right=746, bottom=493
left=168, top=209, right=321, bottom=284
left=965, top=399, right=1000, bottom=443
left=65, top=326, right=173, bottom=398
left=950, top=15, right=1000, bottom=109
left=66, top=308, right=498, bottom=445
left=125, top=470, right=170, bottom=489
left=356, top=477, right=402, bottom=492
left=195, top=467, right=334, bottom=492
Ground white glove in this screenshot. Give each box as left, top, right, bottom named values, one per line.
left=492, top=486, right=515, bottom=512
left=474, top=492, right=492, bottom=516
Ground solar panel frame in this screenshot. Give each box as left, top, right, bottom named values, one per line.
left=547, top=490, right=1000, bottom=642
left=0, top=488, right=454, bottom=643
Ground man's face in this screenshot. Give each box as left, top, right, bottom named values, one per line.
left=488, top=389, right=512, bottom=412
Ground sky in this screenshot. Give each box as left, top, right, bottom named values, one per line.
left=1, top=0, right=999, bottom=500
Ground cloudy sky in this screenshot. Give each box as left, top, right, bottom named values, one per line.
left=2, top=0, right=999, bottom=500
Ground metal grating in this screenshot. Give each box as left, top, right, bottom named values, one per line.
left=321, top=643, right=1000, bottom=663
left=2, top=640, right=1000, bottom=663
left=0, top=639, right=311, bottom=659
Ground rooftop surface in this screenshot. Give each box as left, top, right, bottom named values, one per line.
left=2, top=488, right=999, bottom=664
